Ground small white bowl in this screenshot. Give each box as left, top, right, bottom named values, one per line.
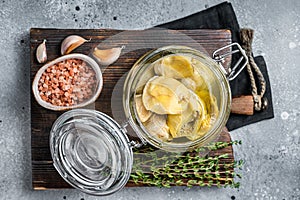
left=32, top=53, right=103, bottom=111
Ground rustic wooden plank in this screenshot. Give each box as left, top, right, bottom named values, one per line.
left=30, top=28, right=234, bottom=190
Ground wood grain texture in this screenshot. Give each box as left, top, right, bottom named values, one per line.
left=231, top=95, right=254, bottom=115
left=30, top=28, right=234, bottom=190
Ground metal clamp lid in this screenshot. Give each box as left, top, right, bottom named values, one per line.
left=212, top=43, right=248, bottom=81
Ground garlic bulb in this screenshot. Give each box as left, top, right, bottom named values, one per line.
left=92, top=46, right=124, bottom=66
left=61, top=35, right=88, bottom=55
left=36, top=39, right=47, bottom=63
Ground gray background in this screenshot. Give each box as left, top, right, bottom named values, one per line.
left=0, top=0, right=299, bottom=199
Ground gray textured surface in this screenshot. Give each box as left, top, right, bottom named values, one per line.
left=0, top=0, right=299, bottom=199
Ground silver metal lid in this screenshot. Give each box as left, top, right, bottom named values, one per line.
left=50, top=109, right=133, bottom=195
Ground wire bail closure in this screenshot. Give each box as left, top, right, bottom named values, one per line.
left=212, top=43, right=248, bottom=81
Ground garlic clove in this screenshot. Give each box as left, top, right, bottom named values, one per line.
left=36, top=39, right=47, bottom=63
left=61, top=35, right=88, bottom=55
left=92, top=46, right=124, bottom=66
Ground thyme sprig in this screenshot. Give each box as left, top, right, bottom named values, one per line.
left=129, top=140, right=243, bottom=188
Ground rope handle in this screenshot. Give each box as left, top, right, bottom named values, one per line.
left=240, top=29, right=268, bottom=112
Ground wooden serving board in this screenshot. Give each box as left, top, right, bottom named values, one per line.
left=30, top=28, right=234, bottom=190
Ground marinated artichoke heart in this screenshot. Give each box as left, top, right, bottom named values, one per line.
left=190, top=58, right=209, bottom=91
left=180, top=77, right=196, bottom=91
left=135, top=94, right=152, bottom=122
left=196, top=90, right=219, bottom=126
left=154, top=55, right=194, bottom=79
left=135, top=67, right=156, bottom=94
left=167, top=91, right=205, bottom=139
left=144, top=114, right=171, bottom=141
left=191, top=70, right=207, bottom=91
left=142, top=76, right=190, bottom=115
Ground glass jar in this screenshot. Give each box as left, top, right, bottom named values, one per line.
left=123, top=45, right=231, bottom=152
left=50, top=45, right=247, bottom=195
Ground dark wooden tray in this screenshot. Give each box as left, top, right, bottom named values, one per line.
left=30, top=28, right=234, bottom=190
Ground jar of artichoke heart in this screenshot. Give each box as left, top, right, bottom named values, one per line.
left=123, top=45, right=232, bottom=152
